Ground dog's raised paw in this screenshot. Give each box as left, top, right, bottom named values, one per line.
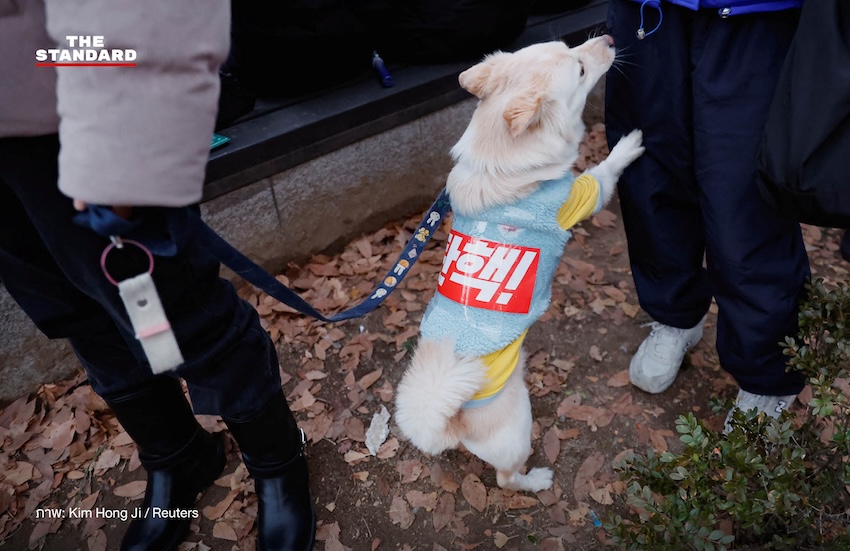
left=609, top=129, right=645, bottom=165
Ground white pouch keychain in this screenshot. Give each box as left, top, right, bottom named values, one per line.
left=101, top=237, right=184, bottom=374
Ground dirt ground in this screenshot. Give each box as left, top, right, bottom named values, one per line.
left=2, top=131, right=848, bottom=551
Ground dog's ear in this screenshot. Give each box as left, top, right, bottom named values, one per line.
left=458, top=53, right=505, bottom=98
left=458, top=62, right=492, bottom=98
left=503, top=91, right=543, bottom=137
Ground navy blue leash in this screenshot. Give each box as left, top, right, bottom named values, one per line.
left=189, top=190, right=451, bottom=321
left=81, top=190, right=452, bottom=323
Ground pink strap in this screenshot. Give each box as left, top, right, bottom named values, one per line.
left=136, top=321, right=172, bottom=339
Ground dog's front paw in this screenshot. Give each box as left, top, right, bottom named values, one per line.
left=608, top=129, right=645, bottom=168
left=523, top=467, right=554, bottom=493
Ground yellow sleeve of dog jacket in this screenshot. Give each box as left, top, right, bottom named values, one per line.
left=557, top=173, right=600, bottom=230
left=470, top=329, right=530, bottom=403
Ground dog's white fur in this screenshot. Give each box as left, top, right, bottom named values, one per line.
left=395, top=36, right=644, bottom=492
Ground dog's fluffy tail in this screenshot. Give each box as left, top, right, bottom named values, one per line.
left=395, top=339, right=485, bottom=455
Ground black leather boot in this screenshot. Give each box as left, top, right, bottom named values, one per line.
left=104, top=376, right=226, bottom=551
left=224, top=392, right=315, bottom=551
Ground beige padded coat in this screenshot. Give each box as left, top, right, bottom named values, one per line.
left=0, top=0, right=229, bottom=207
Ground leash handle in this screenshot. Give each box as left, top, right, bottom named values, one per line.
left=192, top=189, right=452, bottom=322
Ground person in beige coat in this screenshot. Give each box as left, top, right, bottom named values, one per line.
left=0, top=1, right=315, bottom=549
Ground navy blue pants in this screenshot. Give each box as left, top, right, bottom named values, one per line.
left=605, top=0, right=809, bottom=396
left=0, top=135, right=280, bottom=417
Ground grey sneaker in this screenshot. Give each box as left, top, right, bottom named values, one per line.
left=629, top=319, right=705, bottom=394
left=723, top=389, right=797, bottom=434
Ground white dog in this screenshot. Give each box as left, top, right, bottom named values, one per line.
left=395, top=36, right=644, bottom=492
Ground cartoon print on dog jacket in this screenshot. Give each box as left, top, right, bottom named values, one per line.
left=420, top=172, right=601, bottom=405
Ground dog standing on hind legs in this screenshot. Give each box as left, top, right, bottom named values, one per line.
left=394, top=35, right=644, bottom=492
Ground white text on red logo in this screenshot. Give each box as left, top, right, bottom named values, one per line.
left=437, top=230, right=538, bottom=314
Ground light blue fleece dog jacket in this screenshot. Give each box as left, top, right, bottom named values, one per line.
left=420, top=172, right=600, bottom=357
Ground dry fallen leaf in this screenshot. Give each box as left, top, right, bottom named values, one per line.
left=212, top=520, right=238, bottom=541
left=601, top=285, right=626, bottom=302
left=376, top=437, right=399, bottom=459
left=357, top=368, right=383, bottom=391
left=396, top=460, right=424, bottom=484
left=315, top=521, right=341, bottom=541
left=432, top=494, right=455, bottom=532
left=2, top=461, right=35, bottom=486
left=589, top=346, right=604, bottom=362
left=493, top=531, right=510, bottom=548
left=650, top=429, right=675, bottom=453
left=388, top=494, right=414, bottom=529
left=405, top=490, right=437, bottom=511
left=606, top=370, right=630, bottom=388
left=113, top=480, right=146, bottom=499
left=560, top=402, right=615, bottom=429
left=589, top=485, right=614, bottom=505
left=29, top=519, right=60, bottom=547
left=621, top=302, right=640, bottom=318
left=573, top=452, right=605, bottom=503
left=93, top=449, right=121, bottom=475
left=203, top=490, right=239, bottom=520
left=86, top=528, right=107, bottom=551
left=461, top=474, right=487, bottom=513
left=504, top=494, right=538, bottom=510
left=543, top=427, right=561, bottom=465
left=343, top=450, right=369, bottom=465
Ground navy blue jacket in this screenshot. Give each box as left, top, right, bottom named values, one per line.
left=631, top=0, right=802, bottom=16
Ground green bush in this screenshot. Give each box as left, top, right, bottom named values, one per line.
left=607, top=279, right=850, bottom=550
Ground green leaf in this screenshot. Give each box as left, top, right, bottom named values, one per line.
left=709, top=530, right=724, bottom=541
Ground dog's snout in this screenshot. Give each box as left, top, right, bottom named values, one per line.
left=604, top=34, right=614, bottom=47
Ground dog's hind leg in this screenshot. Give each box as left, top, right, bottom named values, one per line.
left=460, top=364, right=553, bottom=493
left=466, top=411, right=553, bottom=492
left=497, top=464, right=554, bottom=493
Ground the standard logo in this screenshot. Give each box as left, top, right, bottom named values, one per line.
left=36, top=35, right=137, bottom=67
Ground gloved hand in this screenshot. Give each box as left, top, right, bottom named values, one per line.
left=73, top=199, right=132, bottom=220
